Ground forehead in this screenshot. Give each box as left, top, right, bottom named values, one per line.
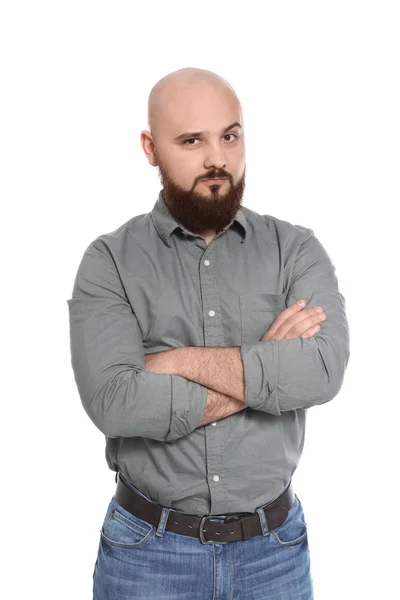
left=158, top=83, right=241, bottom=135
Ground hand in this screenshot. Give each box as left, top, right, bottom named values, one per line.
left=144, top=349, right=178, bottom=374
left=261, top=301, right=327, bottom=341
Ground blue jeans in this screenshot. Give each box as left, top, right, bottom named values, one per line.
left=93, top=478, right=314, bottom=599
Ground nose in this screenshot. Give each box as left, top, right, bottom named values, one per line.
left=204, top=144, right=227, bottom=171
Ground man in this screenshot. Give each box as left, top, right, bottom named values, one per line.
left=67, top=67, right=350, bottom=599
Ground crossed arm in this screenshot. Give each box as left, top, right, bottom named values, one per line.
left=144, top=346, right=246, bottom=427
left=144, top=226, right=350, bottom=423
left=145, top=346, right=245, bottom=401
left=68, top=229, right=350, bottom=442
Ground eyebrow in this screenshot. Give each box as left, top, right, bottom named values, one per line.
left=173, top=121, right=242, bottom=142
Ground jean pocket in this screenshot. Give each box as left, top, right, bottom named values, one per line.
left=269, top=495, right=308, bottom=547
left=100, top=497, right=156, bottom=549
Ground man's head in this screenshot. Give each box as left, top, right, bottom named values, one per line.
left=141, top=67, right=246, bottom=235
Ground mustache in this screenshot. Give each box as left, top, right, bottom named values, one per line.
left=199, top=171, right=230, bottom=181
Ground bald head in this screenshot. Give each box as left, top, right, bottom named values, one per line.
left=140, top=67, right=246, bottom=233
left=147, top=67, right=242, bottom=143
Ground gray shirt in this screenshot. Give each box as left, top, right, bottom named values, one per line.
left=67, top=190, right=350, bottom=516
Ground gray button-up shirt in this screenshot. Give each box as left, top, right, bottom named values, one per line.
left=67, top=190, right=350, bottom=516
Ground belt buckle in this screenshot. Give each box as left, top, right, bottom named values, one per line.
left=199, top=516, right=228, bottom=545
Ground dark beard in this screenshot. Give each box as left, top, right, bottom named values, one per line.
left=157, top=163, right=246, bottom=234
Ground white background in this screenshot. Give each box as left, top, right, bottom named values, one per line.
left=1, top=1, right=399, bottom=598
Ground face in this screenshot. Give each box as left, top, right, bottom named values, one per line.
left=142, top=82, right=246, bottom=235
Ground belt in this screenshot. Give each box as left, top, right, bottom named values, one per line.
left=114, top=473, right=295, bottom=544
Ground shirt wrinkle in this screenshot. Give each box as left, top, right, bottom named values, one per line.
left=67, top=189, right=350, bottom=516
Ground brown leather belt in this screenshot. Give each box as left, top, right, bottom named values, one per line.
left=114, top=473, right=295, bottom=544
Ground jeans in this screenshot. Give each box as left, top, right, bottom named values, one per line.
left=93, top=477, right=314, bottom=599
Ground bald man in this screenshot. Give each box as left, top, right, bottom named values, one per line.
left=68, top=67, right=350, bottom=599
left=144, top=68, right=246, bottom=246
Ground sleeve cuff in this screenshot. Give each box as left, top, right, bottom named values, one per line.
left=166, top=375, right=208, bottom=441
left=240, top=340, right=281, bottom=416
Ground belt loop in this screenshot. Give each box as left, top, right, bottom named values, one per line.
left=155, top=506, right=170, bottom=538
left=256, top=506, right=270, bottom=536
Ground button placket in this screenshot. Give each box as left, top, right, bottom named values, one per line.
left=201, top=251, right=222, bottom=347
left=200, top=245, right=226, bottom=513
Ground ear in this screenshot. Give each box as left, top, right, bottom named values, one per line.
left=140, top=130, right=158, bottom=166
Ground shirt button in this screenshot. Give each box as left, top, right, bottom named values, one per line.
left=204, top=259, right=210, bottom=266
left=213, top=475, right=220, bottom=482
left=211, top=421, right=217, bottom=426
left=208, top=310, right=215, bottom=317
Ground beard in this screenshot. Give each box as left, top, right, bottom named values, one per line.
left=156, top=161, right=246, bottom=235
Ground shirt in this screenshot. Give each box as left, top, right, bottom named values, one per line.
left=67, top=189, right=350, bottom=516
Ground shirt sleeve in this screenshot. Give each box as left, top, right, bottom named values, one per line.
left=240, top=227, right=350, bottom=415
left=67, top=240, right=208, bottom=442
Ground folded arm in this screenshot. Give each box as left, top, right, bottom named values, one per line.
left=67, top=241, right=208, bottom=442
left=170, top=228, right=350, bottom=416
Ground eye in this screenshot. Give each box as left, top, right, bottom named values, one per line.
left=183, top=133, right=238, bottom=146
left=224, top=133, right=238, bottom=142
left=183, top=138, right=200, bottom=145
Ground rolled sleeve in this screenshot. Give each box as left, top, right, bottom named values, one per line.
left=240, top=340, right=280, bottom=416
left=167, top=376, right=208, bottom=441
left=240, top=227, right=350, bottom=415
left=67, top=240, right=209, bottom=442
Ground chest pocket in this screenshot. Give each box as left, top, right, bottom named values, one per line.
left=239, top=293, right=286, bottom=345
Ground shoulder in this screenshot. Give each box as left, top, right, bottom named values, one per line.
left=241, top=204, right=314, bottom=247
left=85, top=211, right=151, bottom=259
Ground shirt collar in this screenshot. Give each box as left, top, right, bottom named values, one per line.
left=150, top=189, right=248, bottom=248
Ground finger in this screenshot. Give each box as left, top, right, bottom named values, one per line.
left=265, top=300, right=309, bottom=338
left=283, top=313, right=326, bottom=339
left=299, top=324, right=321, bottom=338
left=270, top=308, right=325, bottom=340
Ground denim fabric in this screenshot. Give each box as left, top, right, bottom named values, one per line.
left=93, top=479, right=314, bottom=599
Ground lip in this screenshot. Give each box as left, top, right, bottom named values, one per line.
left=202, top=178, right=228, bottom=182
